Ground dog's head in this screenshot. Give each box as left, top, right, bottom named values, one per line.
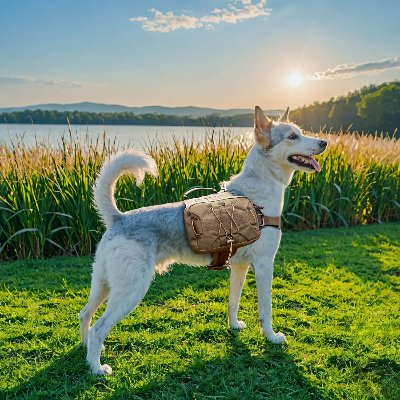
left=254, top=106, right=327, bottom=173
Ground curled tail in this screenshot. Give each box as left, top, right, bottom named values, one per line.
left=94, top=149, right=158, bottom=228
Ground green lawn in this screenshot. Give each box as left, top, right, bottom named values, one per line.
left=0, top=223, right=399, bottom=399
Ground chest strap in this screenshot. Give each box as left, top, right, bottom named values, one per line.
left=257, top=214, right=281, bottom=230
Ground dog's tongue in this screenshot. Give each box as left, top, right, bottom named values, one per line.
left=310, top=157, right=321, bottom=172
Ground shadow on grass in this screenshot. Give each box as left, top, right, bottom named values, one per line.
left=111, top=333, right=323, bottom=400
left=4, top=335, right=323, bottom=400
left=3, top=346, right=94, bottom=399
left=5, top=331, right=399, bottom=399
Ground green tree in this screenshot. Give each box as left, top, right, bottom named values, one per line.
left=357, top=82, right=400, bottom=134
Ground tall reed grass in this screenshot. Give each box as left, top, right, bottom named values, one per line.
left=0, top=128, right=399, bottom=260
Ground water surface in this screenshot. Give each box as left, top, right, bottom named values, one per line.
left=0, top=124, right=253, bottom=150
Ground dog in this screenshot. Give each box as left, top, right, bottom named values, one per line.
left=79, top=106, right=327, bottom=375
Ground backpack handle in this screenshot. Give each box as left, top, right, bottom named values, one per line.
left=183, top=187, right=218, bottom=200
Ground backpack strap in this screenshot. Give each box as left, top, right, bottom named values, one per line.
left=206, top=208, right=280, bottom=270
left=183, top=187, right=217, bottom=200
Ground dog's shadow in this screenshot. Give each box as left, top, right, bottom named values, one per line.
left=110, top=334, right=324, bottom=399
left=4, top=335, right=323, bottom=400
left=3, top=345, right=90, bottom=399
left=6, top=329, right=399, bottom=399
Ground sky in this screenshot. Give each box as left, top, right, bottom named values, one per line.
left=1, top=0, right=400, bottom=110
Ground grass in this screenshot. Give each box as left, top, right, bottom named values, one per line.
left=0, top=222, right=399, bottom=399
left=0, top=128, right=399, bottom=260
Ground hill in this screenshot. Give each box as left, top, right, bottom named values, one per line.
left=0, top=102, right=282, bottom=118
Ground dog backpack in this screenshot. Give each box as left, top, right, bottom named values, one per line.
left=183, top=189, right=280, bottom=269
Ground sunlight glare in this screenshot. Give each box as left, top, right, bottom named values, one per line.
left=288, top=72, right=304, bottom=87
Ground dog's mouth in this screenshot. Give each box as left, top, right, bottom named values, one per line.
left=288, top=154, right=321, bottom=172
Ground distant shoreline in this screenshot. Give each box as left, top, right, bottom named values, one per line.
left=0, top=109, right=255, bottom=127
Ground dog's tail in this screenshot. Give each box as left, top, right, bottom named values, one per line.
left=94, top=149, right=158, bottom=229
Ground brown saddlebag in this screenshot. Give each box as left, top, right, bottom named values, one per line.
left=183, top=191, right=261, bottom=269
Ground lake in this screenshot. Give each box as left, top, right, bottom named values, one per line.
left=0, top=124, right=253, bottom=150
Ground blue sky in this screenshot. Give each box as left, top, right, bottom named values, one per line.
left=1, top=0, right=399, bottom=109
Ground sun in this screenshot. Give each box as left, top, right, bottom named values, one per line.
left=288, top=72, right=304, bottom=87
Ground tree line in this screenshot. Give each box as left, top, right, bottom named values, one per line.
left=1, top=81, right=399, bottom=136
left=0, top=109, right=254, bottom=127
left=290, top=81, right=400, bottom=136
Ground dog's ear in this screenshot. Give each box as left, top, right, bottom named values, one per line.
left=255, top=106, right=272, bottom=130
left=279, top=106, right=290, bottom=122
left=254, top=106, right=272, bottom=147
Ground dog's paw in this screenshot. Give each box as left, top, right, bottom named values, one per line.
left=230, top=320, right=247, bottom=330
left=267, top=331, right=287, bottom=344
left=92, top=364, right=113, bottom=375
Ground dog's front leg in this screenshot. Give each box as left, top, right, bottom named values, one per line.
left=228, top=263, right=249, bottom=329
left=253, top=258, right=286, bottom=344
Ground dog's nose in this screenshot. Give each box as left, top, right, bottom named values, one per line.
left=319, top=140, right=327, bottom=149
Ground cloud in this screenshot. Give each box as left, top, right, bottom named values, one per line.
left=0, top=75, right=102, bottom=88
left=129, top=1, right=271, bottom=32
left=308, top=56, right=400, bottom=80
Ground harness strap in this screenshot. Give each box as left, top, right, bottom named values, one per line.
left=257, top=214, right=281, bottom=230
left=207, top=211, right=281, bottom=270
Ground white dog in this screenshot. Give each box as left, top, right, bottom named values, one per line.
left=79, top=106, right=327, bottom=375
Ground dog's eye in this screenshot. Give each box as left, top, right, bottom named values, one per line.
left=288, top=133, right=298, bottom=140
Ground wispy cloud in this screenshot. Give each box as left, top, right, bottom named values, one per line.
left=0, top=75, right=103, bottom=88
left=308, top=56, right=400, bottom=80
left=129, top=1, right=271, bottom=33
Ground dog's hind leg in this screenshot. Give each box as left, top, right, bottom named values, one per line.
left=79, top=262, right=109, bottom=347
left=228, top=263, right=249, bottom=329
left=86, top=261, right=154, bottom=375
